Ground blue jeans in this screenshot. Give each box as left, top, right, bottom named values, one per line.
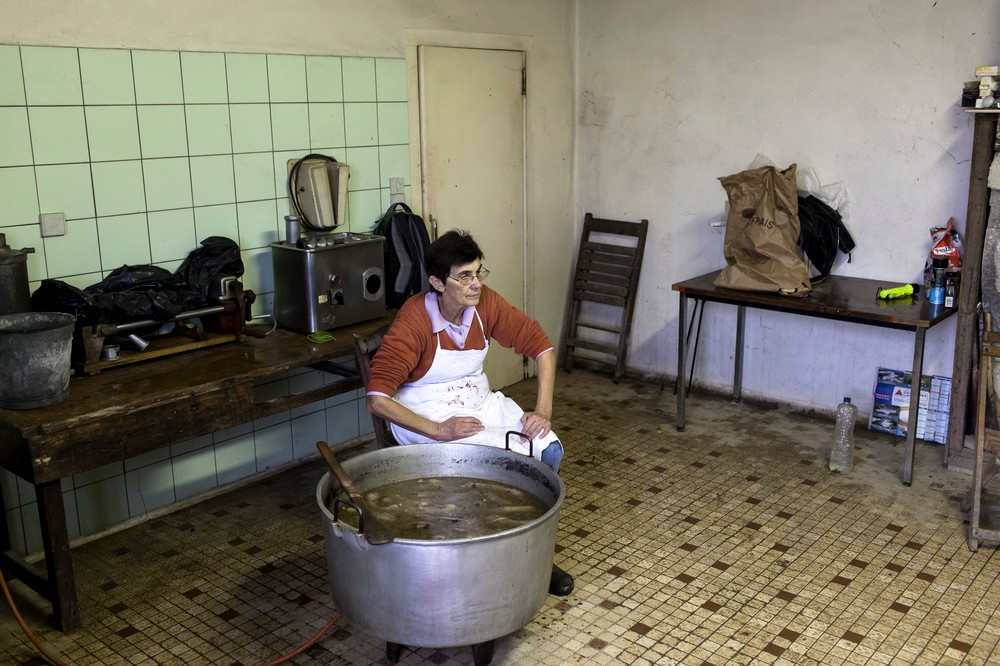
left=541, top=440, right=564, bottom=473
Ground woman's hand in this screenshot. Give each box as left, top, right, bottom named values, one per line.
left=370, top=395, right=483, bottom=442
left=437, top=416, right=485, bottom=441
left=519, top=410, right=551, bottom=440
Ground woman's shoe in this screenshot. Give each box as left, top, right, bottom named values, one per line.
left=549, top=564, right=574, bottom=596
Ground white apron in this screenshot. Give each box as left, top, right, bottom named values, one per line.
left=391, top=315, right=558, bottom=460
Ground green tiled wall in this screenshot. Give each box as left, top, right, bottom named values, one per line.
left=0, top=44, right=411, bottom=296
left=0, top=44, right=409, bottom=558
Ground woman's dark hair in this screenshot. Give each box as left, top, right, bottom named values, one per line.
left=426, top=230, right=484, bottom=287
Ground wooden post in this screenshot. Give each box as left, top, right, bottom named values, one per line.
left=946, top=112, right=999, bottom=465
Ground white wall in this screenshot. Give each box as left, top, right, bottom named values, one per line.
left=575, top=0, right=1000, bottom=412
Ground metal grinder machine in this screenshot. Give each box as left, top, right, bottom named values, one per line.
left=270, top=232, right=385, bottom=333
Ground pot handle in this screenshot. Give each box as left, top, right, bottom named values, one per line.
left=505, top=430, right=533, bottom=458
left=332, top=497, right=368, bottom=534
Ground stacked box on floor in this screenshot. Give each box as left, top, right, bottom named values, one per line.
left=869, top=367, right=951, bottom=444
left=924, top=375, right=953, bottom=443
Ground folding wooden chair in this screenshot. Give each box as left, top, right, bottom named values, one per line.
left=562, top=213, right=648, bottom=382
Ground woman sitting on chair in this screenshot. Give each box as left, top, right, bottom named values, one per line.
left=365, top=229, right=572, bottom=596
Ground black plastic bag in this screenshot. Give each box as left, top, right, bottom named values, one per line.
left=175, top=236, right=244, bottom=301
left=797, top=194, right=855, bottom=283
left=84, top=265, right=193, bottom=323
left=31, top=275, right=185, bottom=325
left=86, top=264, right=183, bottom=294
left=30, top=237, right=244, bottom=326
left=31, top=280, right=104, bottom=322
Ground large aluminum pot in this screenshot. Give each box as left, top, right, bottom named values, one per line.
left=316, top=442, right=564, bottom=649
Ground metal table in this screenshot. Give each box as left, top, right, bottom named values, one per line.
left=673, top=271, right=956, bottom=486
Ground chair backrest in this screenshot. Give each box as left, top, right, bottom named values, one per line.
left=353, top=325, right=398, bottom=448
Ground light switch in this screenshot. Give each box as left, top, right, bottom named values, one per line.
left=40, top=212, right=66, bottom=237
left=389, top=177, right=404, bottom=195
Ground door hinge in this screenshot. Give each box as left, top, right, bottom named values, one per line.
left=521, top=67, right=526, bottom=95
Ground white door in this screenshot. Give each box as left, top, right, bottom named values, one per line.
left=418, top=46, right=526, bottom=390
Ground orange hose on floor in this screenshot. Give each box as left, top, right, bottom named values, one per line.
left=1, top=565, right=341, bottom=666
left=257, top=611, right=342, bottom=666
left=0, top=568, right=70, bottom=666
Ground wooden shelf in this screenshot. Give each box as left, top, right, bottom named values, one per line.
left=76, top=331, right=241, bottom=375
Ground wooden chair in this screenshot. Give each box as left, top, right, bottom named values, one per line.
left=562, top=213, right=649, bottom=382
left=353, top=325, right=398, bottom=448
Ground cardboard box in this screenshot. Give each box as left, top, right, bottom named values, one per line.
left=868, top=367, right=950, bottom=444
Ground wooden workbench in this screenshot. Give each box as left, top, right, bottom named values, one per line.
left=0, top=315, right=394, bottom=631
left=673, top=271, right=956, bottom=486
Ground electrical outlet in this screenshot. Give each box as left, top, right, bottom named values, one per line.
left=40, top=212, right=66, bottom=237
left=389, top=177, right=405, bottom=195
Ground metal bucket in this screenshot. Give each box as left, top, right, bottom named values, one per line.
left=316, top=443, right=563, bottom=649
left=0, top=312, right=75, bottom=409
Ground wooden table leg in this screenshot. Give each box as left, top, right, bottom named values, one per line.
left=902, top=328, right=927, bottom=486
left=36, top=481, right=80, bottom=631
left=0, top=483, right=10, bottom=556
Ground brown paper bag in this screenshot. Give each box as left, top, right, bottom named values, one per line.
left=714, top=164, right=811, bottom=296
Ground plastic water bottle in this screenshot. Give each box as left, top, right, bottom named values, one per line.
left=829, top=397, right=858, bottom=473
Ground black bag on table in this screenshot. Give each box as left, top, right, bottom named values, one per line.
left=796, top=194, right=856, bottom=283
left=374, top=203, right=431, bottom=308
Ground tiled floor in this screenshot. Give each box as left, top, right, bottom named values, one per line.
left=2, top=369, right=999, bottom=665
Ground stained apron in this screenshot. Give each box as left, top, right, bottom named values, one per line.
left=391, top=326, right=558, bottom=460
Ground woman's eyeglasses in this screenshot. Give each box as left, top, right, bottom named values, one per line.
left=447, top=267, right=490, bottom=286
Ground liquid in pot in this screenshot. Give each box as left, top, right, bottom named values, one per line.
left=334, top=476, right=549, bottom=540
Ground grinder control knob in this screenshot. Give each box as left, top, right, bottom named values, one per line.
left=327, top=275, right=344, bottom=305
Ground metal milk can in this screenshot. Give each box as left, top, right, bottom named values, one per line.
left=0, top=233, right=35, bottom=315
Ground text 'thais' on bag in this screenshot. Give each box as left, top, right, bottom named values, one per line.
left=714, top=163, right=811, bottom=297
